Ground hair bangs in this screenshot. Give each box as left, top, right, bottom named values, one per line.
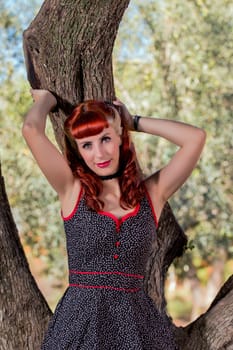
left=71, top=111, right=109, bottom=139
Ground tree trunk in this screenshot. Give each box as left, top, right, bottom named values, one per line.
left=1, top=0, right=232, bottom=349
left=0, top=164, right=52, bottom=350
left=23, top=0, right=131, bottom=149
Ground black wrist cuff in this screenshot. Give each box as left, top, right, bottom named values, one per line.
left=133, top=115, right=141, bottom=131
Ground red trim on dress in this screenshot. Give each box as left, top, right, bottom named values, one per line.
left=69, top=283, right=140, bottom=293
left=145, top=189, right=158, bottom=228
left=69, top=270, right=144, bottom=279
left=98, top=203, right=140, bottom=231
left=61, top=188, right=83, bottom=221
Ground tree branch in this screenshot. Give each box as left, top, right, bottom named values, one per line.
left=144, top=202, right=188, bottom=314
left=174, top=274, right=233, bottom=349
left=0, top=163, right=52, bottom=349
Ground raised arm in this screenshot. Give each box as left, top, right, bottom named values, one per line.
left=114, top=100, right=206, bottom=218
left=136, top=117, right=206, bottom=200
left=22, top=89, right=77, bottom=198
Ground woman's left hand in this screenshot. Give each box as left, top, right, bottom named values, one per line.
left=113, top=99, right=134, bottom=131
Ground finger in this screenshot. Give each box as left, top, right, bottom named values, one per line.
left=113, top=100, right=123, bottom=106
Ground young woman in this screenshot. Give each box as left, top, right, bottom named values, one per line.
left=22, top=89, right=206, bottom=349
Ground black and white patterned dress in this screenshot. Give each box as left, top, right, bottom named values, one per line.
left=41, top=189, right=178, bottom=349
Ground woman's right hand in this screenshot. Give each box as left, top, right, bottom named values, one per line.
left=30, top=89, right=57, bottom=111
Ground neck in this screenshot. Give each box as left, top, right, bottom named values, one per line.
left=98, top=168, right=122, bottom=181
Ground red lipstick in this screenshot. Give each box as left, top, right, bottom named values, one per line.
left=96, top=160, right=111, bottom=168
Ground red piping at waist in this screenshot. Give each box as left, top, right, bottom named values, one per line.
left=69, top=270, right=144, bottom=292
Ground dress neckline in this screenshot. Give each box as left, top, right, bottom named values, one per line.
left=98, top=203, right=140, bottom=226
left=62, top=188, right=142, bottom=225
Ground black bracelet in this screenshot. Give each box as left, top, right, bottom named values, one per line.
left=133, top=115, right=141, bottom=131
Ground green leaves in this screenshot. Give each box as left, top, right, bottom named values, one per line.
left=114, top=0, right=233, bottom=268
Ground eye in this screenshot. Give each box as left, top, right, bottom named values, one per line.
left=102, top=136, right=111, bottom=143
left=82, top=142, right=92, bottom=149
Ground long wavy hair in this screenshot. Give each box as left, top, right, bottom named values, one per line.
left=64, top=100, right=145, bottom=211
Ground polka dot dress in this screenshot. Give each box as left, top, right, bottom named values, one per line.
left=41, top=190, right=178, bottom=349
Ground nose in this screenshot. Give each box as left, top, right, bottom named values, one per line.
left=94, top=143, right=105, bottom=159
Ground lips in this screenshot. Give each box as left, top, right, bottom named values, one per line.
left=96, top=160, right=111, bottom=168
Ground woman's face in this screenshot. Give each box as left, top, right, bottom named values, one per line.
left=76, top=126, right=122, bottom=177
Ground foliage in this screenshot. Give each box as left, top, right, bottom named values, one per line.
left=114, top=0, right=233, bottom=276
left=0, top=0, right=43, bottom=79
left=0, top=0, right=66, bottom=279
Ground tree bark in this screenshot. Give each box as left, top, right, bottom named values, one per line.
left=1, top=0, right=232, bottom=349
left=23, top=0, right=131, bottom=149
left=144, top=202, right=188, bottom=314
left=0, top=164, right=52, bottom=350
left=174, top=275, right=233, bottom=350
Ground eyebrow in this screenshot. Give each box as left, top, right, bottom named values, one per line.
left=77, top=132, right=111, bottom=146
left=78, top=140, right=91, bottom=146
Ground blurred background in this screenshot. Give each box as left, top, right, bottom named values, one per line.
left=0, top=0, right=232, bottom=326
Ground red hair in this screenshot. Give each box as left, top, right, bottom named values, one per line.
left=64, top=100, right=145, bottom=211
